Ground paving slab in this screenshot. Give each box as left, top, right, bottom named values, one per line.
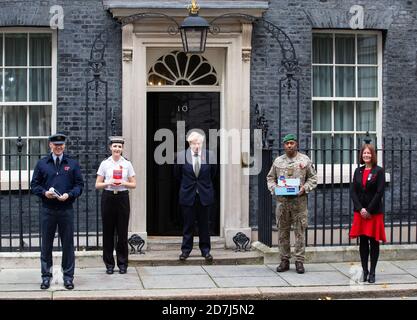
left=266, top=263, right=336, bottom=273
left=73, top=268, right=143, bottom=290
left=278, top=271, right=351, bottom=286
left=367, top=273, right=417, bottom=285
left=212, top=276, right=289, bottom=288
left=141, top=274, right=216, bottom=289
left=137, top=266, right=206, bottom=276
left=391, top=260, right=417, bottom=270
left=403, top=269, right=417, bottom=278
left=203, top=265, right=276, bottom=277
left=0, top=269, right=40, bottom=284
left=330, top=261, right=407, bottom=276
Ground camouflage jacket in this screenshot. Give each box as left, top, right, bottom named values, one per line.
left=266, top=152, right=318, bottom=195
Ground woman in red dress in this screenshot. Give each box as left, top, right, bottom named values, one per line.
left=350, top=143, right=386, bottom=284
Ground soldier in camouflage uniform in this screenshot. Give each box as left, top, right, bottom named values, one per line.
left=266, top=134, right=317, bottom=274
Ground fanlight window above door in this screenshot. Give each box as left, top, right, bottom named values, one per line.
left=148, top=51, right=218, bottom=86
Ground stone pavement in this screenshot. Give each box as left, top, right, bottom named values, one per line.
left=0, top=260, right=417, bottom=300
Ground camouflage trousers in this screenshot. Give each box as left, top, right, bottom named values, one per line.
left=275, top=196, right=308, bottom=263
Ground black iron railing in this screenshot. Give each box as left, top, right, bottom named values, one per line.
left=257, top=136, right=417, bottom=247
left=0, top=137, right=108, bottom=252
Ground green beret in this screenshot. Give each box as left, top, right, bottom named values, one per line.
left=282, top=134, right=297, bottom=143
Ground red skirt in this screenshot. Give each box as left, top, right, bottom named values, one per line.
left=349, top=212, right=386, bottom=242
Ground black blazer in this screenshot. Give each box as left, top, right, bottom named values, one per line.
left=174, top=148, right=217, bottom=207
left=350, top=165, right=385, bottom=214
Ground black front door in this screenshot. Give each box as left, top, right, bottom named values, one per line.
left=147, top=92, right=220, bottom=236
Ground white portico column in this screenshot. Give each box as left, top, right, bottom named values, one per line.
left=122, top=23, right=148, bottom=249
left=223, top=23, right=253, bottom=248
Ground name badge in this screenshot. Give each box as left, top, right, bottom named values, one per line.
left=367, top=173, right=372, bottom=181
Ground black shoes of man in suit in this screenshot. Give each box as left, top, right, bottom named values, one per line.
left=41, top=278, right=74, bottom=290
left=179, top=252, right=213, bottom=262
left=40, top=278, right=50, bottom=290
left=106, top=267, right=127, bottom=274
left=64, top=279, right=74, bottom=290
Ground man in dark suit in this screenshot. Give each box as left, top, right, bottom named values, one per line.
left=174, top=131, right=217, bottom=262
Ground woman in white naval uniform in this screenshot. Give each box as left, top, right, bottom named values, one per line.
left=95, top=136, right=136, bottom=274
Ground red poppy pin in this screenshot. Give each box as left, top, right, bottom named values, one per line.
left=64, top=166, right=70, bottom=171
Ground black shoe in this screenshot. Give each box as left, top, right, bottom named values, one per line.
left=276, top=260, right=290, bottom=272
left=106, top=267, right=114, bottom=275
left=203, top=253, right=213, bottom=263
left=362, top=270, right=369, bottom=282
left=179, top=253, right=189, bottom=261
left=64, top=280, right=74, bottom=290
left=119, top=268, right=127, bottom=274
left=295, top=261, right=305, bottom=274
left=368, top=273, right=375, bottom=284
left=40, top=278, right=50, bottom=290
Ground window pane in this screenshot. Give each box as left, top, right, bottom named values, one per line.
left=5, top=34, right=27, bottom=66
left=358, top=67, right=377, bottom=97
left=0, top=69, right=3, bottom=101
left=29, top=139, right=48, bottom=169
left=29, top=69, right=51, bottom=101
left=0, top=107, right=2, bottom=136
left=313, top=34, right=333, bottom=64
left=30, top=34, right=52, bottom=66
left=313, top=134, right=332, bottom=164
left=4, top=106, right=27, bottom=136
left=0, top=34, right=3, bottom=66
left=335, top=67, right=355, bottom=97
left=313, top=101, right=331, bottom=131
left=29, top=105, right=51, bottom=136
left=357, top=102, right=376, bottom=132
left=334, top=101, right=354, bottom=131
left=4, top=68, right=27, bottom=101
left=335, top=34, right=355, bottom=64
left=358, top=35, right=377, bottom=64
left=313, top=66, right=333, bottom=97
left=333, top=134, right=352, bottom=164
left=5, top=138, right=27, bottom=170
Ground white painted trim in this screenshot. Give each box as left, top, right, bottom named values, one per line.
left=147, top=86, right=221, bottom=92
left=124, top=24, right=250, bottom=238
left=312, top=29, right=383, bottom=171
left=0, top=28, right=56, bottom=173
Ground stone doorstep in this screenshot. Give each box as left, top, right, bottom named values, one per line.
left=48, top=284, right=417, bottom=300
left=0, top=249, right=264, bottom=268
left=252, top=242, right=417, bottom=264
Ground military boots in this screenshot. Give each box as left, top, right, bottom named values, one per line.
left=276, top=260, right=290, bottom=272
left=295, top=261, right=305, bottom=274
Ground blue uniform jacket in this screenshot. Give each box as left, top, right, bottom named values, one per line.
left=30, top=153, right=84, bottom=209
left=174, top=149, right=217, bottom=206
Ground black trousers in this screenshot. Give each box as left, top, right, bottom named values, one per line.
left=181, top=194, right=211, bottom=256
left=40, top=207, right=74, bottom=281
left=101, top=191, right=130, bottom=269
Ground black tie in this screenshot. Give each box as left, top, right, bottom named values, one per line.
left=55, top=157, right=60, bottom=170
left=194, top=153, right=200, bottom=177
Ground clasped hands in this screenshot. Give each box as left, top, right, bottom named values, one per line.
left=360, top=208, right=371, bottom=219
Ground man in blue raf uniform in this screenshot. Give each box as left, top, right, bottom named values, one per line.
left=31, top=133, right=84, bottom=290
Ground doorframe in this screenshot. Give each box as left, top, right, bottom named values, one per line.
left=146, top=91, right=221, bottom=236
left=122, top=23, right=253, bottom=249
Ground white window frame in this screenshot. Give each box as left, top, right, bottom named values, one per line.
left=0, top=28, right=57, bottom=190
left=311, top=29, right=383, bottom=184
